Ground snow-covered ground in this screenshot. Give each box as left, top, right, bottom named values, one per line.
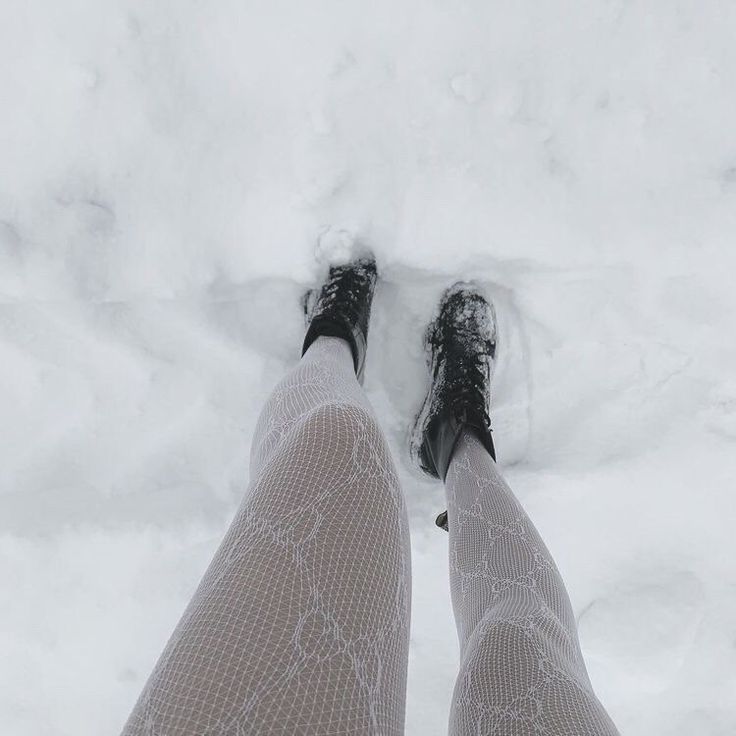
left=2, top=1, right=736, bottom=733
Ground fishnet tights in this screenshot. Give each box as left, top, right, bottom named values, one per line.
left=122, top=337, right=411, bottom=735
left=445, top=431, right=619, bottom=736
left=122, top=337, right=618, bottom=735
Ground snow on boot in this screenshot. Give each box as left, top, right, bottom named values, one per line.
left=410, top=282, right=497, bottom=530
left=302, top=254, right=378, bottom=384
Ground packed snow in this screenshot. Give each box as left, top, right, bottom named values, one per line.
left=2, top=1, right=736, bottom=733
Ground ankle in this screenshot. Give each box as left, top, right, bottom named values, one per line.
left=303, top=335, right=355, bottom=367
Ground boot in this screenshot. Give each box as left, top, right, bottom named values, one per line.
left=302, top=255, right=378, bottom=384
left=410, top=282, right=497, bottom=530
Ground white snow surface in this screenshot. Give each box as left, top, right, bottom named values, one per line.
left=2, top=1, right=736, bottom=734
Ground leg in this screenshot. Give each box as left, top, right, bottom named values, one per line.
left=446, top=431, right=619, bottom=735
left=122, top=337, right=411, bottom=735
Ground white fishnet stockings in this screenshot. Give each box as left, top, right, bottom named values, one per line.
left=121, top=337, right=411, bottom=735
left=122, top=336, right=618, bottom=735
left=445, top=431, right=619, bottom=736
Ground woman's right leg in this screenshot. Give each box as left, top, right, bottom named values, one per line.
left=445, top=431, right=619, bottom=735
left=409, top=281, right=619, bottom=735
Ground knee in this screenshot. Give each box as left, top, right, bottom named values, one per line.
left=450, top=615, right=547, bottom=733
left=454, top=602, right=587, bottom=703
left=296, top=401, right=385, bottom=460
left=451, top=609, right=613, bottom=734
left=300, top=400, right=377, bottom=433
left=254, top=399, right=379, bottom=472
left=260, top=400, right=392, bottom=492
left=460, top=616, right=538, bottom=685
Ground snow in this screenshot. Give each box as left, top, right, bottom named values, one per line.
left=2, top=0, right=736, bottom=733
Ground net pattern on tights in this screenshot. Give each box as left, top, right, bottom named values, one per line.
left=122, top=336, right=619, bottom=736
left=445, top=432, right=620, bottom=736
left=122, top=338, right=411, bottom=736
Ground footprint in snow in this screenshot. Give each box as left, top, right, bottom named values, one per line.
left=578, top=568, right=705, bottom=692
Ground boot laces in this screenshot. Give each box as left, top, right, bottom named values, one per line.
left=317, top=263, right=373, bottom=324
left=433, top=328, right=493, bottom=428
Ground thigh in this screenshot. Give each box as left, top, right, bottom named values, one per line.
left=123, top=403, right=411, bottom=736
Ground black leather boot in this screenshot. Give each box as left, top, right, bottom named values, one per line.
left=301, top=254, right=378, bottom=384
left=410, top=282, right=497, bottom=530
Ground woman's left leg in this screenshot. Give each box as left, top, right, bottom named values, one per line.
left=121, top=257, right=411, bottom=735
